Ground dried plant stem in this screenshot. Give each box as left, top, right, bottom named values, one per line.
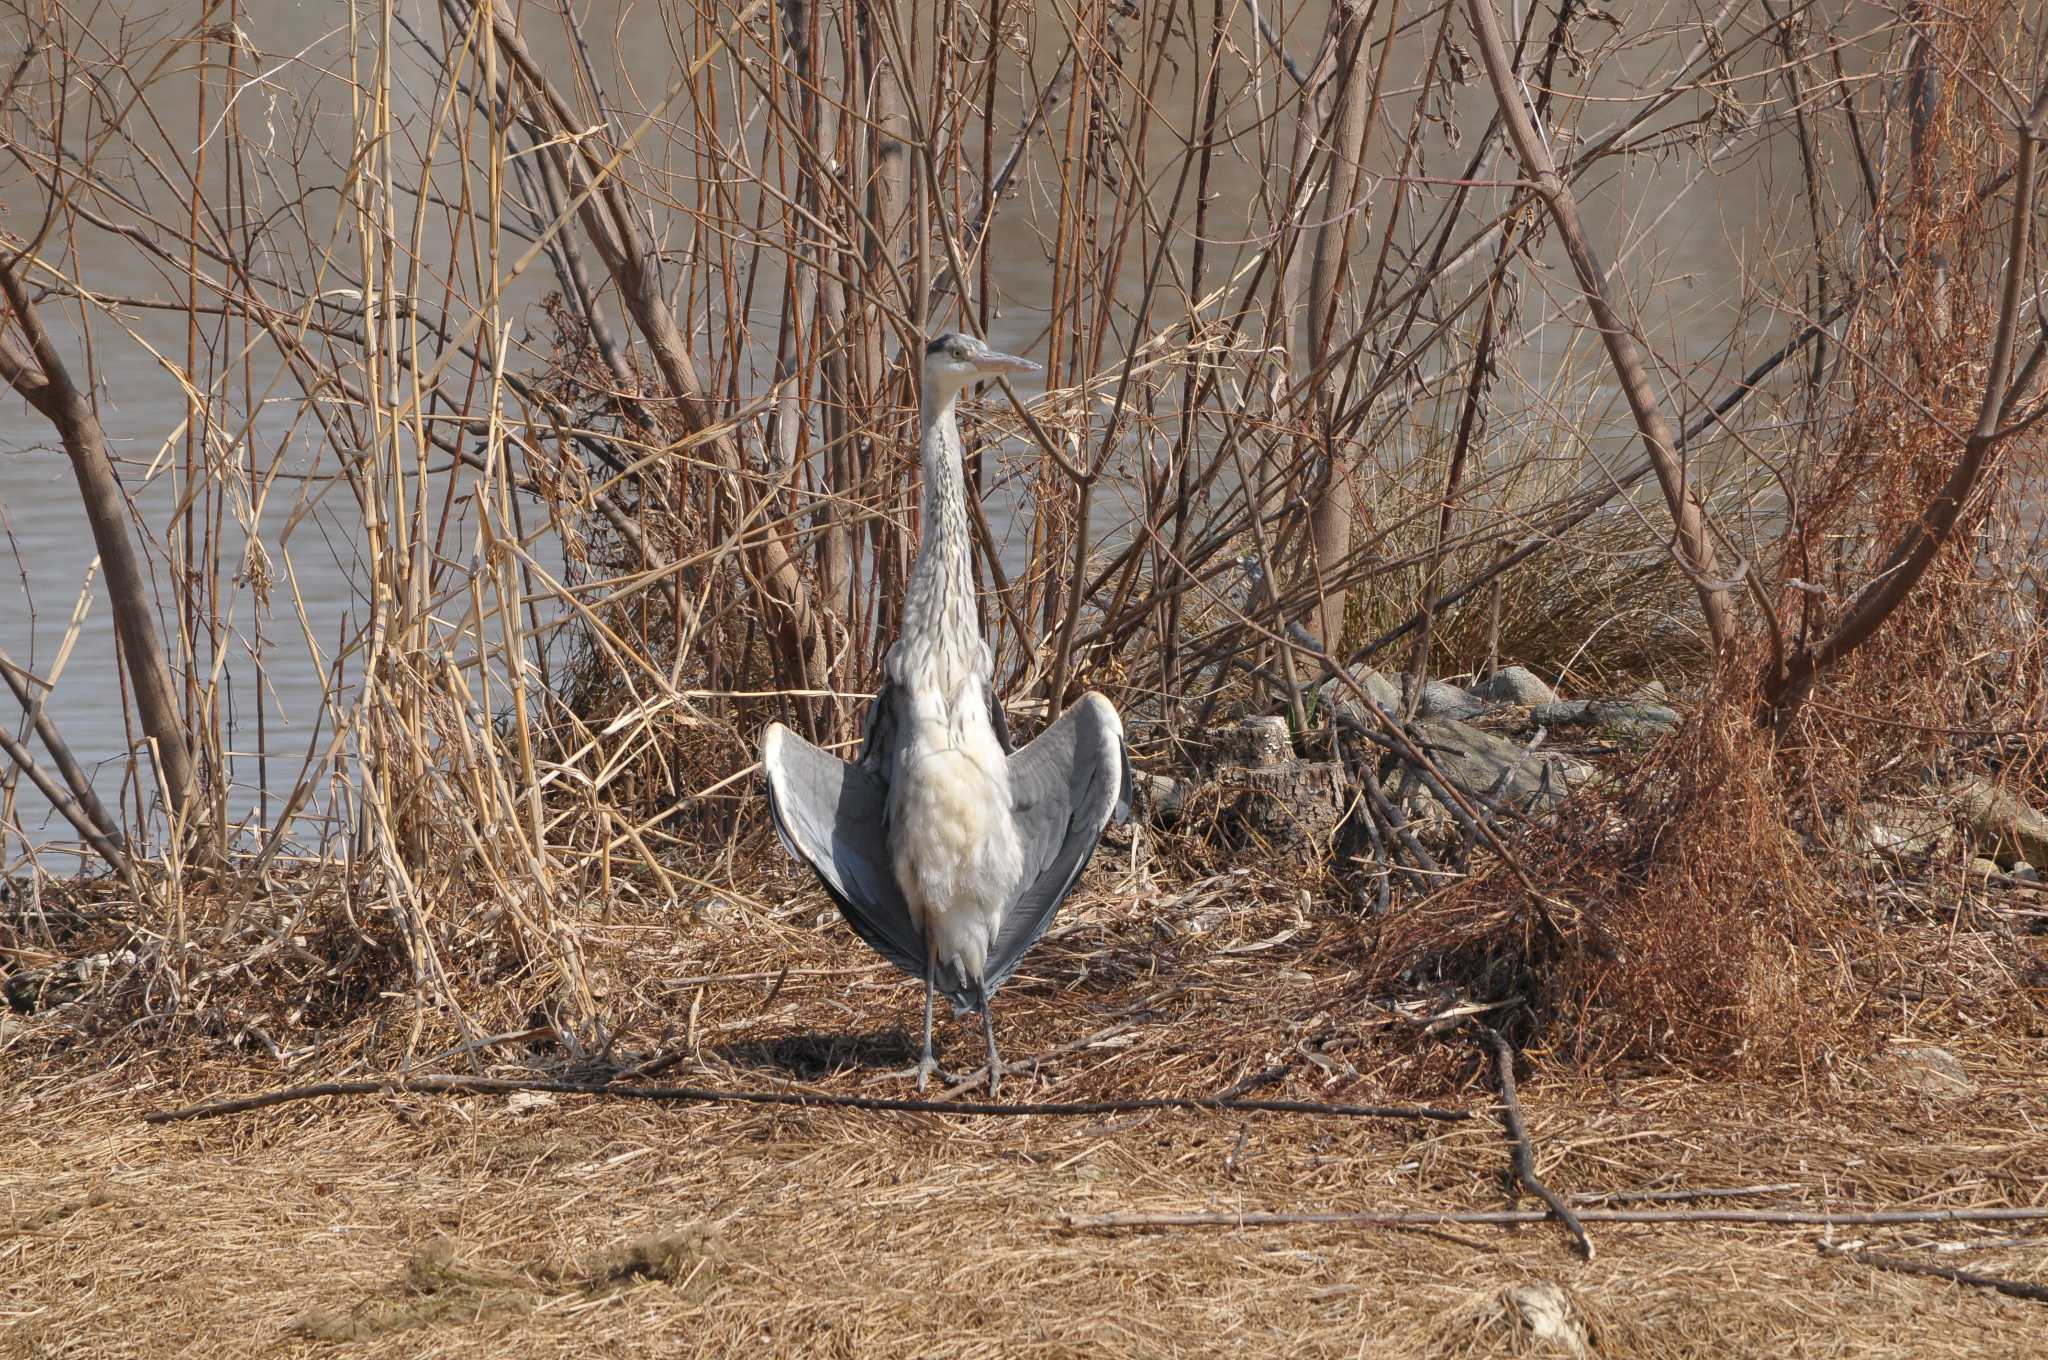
left=1763, top=72, right=2048, bottom=729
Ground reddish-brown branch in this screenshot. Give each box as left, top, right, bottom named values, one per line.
left=1761, top=80, right=2048, bottom=730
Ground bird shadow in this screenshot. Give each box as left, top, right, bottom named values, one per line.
left=707, top=1028, right=925, bottom=1081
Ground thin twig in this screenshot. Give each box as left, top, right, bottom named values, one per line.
left=1572, top=1183, right=1802, bottom=1206
left=1819, top=1244, right=2048, bottom=1304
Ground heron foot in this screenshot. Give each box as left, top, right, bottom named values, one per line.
left=865, top=1055, right=957, bottom=1090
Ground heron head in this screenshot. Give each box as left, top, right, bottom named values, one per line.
left=921, top=331, right=1039, bottom=402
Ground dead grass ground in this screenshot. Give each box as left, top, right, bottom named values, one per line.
left=4, top=859, right=2047, bottom=1359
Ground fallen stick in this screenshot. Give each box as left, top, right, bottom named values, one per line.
left=1819, top=1244, right=2048, bottom=1304
left=141, top=1075, right=1472, bottom=1126
left=1572, top=1183, right=1803, bottom=1206
left=1064, top=1206, right=2048, bottom=1232
left=1477, top=1024, right=1594, bottom=1261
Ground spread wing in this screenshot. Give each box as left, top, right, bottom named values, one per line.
left=761, top=717, right=925, bottom=981
left=985, top=691, right=1130, bottom=992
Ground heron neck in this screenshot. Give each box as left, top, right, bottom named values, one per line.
left=898, top=385, right=980, bottom=684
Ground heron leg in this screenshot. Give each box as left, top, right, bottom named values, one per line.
left=865, top=940, right=956, bottom=1090
left=917, top=943, right=939, bottom=1092
left=979, top=984, right=1003, bottom=1097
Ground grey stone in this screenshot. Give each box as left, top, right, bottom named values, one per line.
left=1410, top=715, right=1575, bottom=812
left=2014, top=862, right=2040, bottom=883
left=1135, top=771, right=1186, bottom=825
left=1853, top=801, right=1957, bottom=862
left=1628, top=679, right=1670, bottom=703
left=1320, top=665, right=1400, bottom=719
left=1557, top=759, right=1601, bottom=790
left=1415, top=678, right=1490, bottom=720
left=1469, top=665, right=1560, bottom=707
left=1890, top=1044, right=1975, bottom=1099
left=1532, top=698, right=1681, bottom=736
left=1952, top=775, right=2048, bottom=868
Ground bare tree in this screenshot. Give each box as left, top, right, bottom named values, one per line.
left=0, top=265, right=196, bottom=822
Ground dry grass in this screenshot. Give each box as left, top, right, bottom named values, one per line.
left=6, top=852, right=2047, bottom=1360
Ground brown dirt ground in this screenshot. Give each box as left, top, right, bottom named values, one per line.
left=4, top=863, right=2047, bottom=1359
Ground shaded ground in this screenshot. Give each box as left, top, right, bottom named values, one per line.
left=4, top=865, right=2047, bottom=1358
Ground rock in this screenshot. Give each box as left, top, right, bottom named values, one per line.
left=1969, top=856, right=2005, bottom=879
left=1557, top=759, right=1600, bottom=790
left=1532, top=698, right=1681, bottom=737
left=1320, top=665, right=1400, bottom=718
left=1501, top=1282, right=1593, bottom=1359
left=1411, top=716, right=1576, bottom=812
left=1628, top=679, right=1670, bottom=702
left=1889, top=1044, right=1975, bottom=1099
left=1952, top=775, right=2048, bottom=868
left=1321, top=667, right=1491, bottom=720
left=3, top=964, right=83, bottom=1013
left=1207, top=715, right=1294, bottom=769
left=1853, top=801, right=1956, bottom=862
left=1135, top=771, right=1186, bottom=825
left=2014, top=862, right=2040, bottom=883
left=1415, top=678, right=1490, bottom=720
left=1469, top=665, right=1559, bottom=706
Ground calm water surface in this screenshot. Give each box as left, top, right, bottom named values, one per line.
left=0, top=1, right=1808, bottom=851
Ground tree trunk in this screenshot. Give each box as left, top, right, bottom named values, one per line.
left=0, top=266, right=197, bottom=820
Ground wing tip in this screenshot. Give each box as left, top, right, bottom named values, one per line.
left=1074, top=692, right=1132, bottom=825
left=761, top=721, right=791, bottom=781
left=1075, top=690, right=1122, bottom=734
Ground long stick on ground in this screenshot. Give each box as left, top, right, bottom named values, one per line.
left=141, top=1075, right=1472, bottom=1125
left=1066, top=1206, right=2048, bottom=1232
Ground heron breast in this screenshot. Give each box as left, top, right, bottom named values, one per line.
left=889, top=710, right=1022, bottom=983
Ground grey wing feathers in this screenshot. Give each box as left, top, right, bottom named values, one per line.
left=985, top=692, right=1130, bottom=992
left=760, top=721, right=925, bottom=980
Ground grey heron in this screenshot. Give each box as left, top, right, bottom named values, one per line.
left=760, top=332, right=1131, bottom=1095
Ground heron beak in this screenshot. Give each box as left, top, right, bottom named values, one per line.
left=973, top=350, right=1040, bottom=377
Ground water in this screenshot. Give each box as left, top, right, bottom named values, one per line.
left=0, top=1, right=1834, bottom=853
